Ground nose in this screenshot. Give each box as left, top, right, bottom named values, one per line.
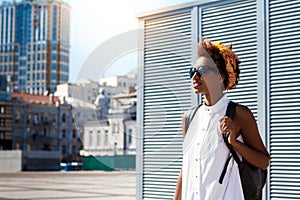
left=192, top=72, right=201, bottom=80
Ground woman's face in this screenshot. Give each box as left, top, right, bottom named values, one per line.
left=191, top=56, right=223, bottom=95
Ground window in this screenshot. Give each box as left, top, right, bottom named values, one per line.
left=27, top=114, right=31, bottom=124
left=62, top=129, right=66, bottom=138
left=105, top=132, right=108, bottom=146
left=62, top=113, right=66, bottom=123
left=128, top=129, right=132, bottom=146
left=62, top=145, right=66, bottom=154
left=0, top=131, right=5, bottom=140
left=72, top=145, right=76, bottom=154
left=15, top=110, right=20, bottom=123
left=72, top=130, right=76, bottom=138
left=34, top=113, right=39, bottom=124
left=0, top=119, right=5, bottom=127
left=52, top=114, right=56, bottom=123
left=89, top=131, right=93, bottom=147
left=0, top=106, right=5, bottom=114
left=112, top=123, right=119, bottom=133
left=97, top=130, right=101, bottom=146
left=43, top=128, right=47, bottom=136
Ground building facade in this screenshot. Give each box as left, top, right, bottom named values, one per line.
left=81, top=88, right=137, bottom=157
left=55, top=78, right=99, bottom=105
left=0, top=75, right=12, bottom=150
left=79, top=74, right=137, bottom=161
left=0, top=98, right=13, bottom=150
left=0, top=92, right=80, bottom=170
left=137, top=0, right=300, bottom=199
left=0, top=0, right=70, bottom=94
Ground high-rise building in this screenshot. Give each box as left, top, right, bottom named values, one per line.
left=0, top=0, right=70, bottom=94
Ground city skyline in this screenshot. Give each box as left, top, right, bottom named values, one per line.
left=0, top=0, right=70, bottom=94
left=0, top=0, right=194, bottom=84
left=54, top=0, right=195, bottom=82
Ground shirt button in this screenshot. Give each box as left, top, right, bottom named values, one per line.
left=197, top=143, right=200, bottom=145
left=195, top=159, right=198, bottom=161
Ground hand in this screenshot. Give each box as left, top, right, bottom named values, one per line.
left=219, top=116, right=240, bottom=146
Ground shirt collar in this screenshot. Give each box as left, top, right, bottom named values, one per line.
left=202, top=94, right=229, bottom=114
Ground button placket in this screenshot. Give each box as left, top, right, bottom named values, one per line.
left=194, top=132, right=201, bottom=198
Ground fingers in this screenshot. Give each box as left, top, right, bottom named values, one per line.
left=219, top=117, right=235, bottom=134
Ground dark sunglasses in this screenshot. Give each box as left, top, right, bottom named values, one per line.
left=189, top=66, right=218, bottom=78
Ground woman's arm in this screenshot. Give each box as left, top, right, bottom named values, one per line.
left=173, top=112, right=188, bottom=199
left=220, top=105, right=270, bottom=169
left=173, top=168, right=182, bottom=200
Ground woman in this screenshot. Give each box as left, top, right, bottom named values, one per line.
left=174, top=38, right=270, bottom=200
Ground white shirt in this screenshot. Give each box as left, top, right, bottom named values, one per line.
left=182, top=94, right=244, bottom=200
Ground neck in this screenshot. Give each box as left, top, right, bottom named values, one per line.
left=204, top=90, right=224, bottom=106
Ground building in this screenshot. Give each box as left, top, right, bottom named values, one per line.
left=137, top=0, right=300, bottom=199
left=0, top=92, right=80, bottom=170
left=11, top=92, right=61, bottom=170
left=58, top=99, right=80, bottom=163
left=97, top=73, right=137, bottom=118
left=82, top=87, right=137, bottom=157
left=55, top=78, right=103, bottom=156
left=0, top=99, right=13, bottom=150
left=78, top=74, right=137, bottom=170
left=0, top=75, right=12, bottom=150
left=81, top=120, right=110, bottom=156
left=55, top=78, right=99, bottom=105
left=81, top=74, right=137, bottom=156
left=68, top=97, right=100, bottom=146
left=108, top=88, right=137, bottom=155
left=99, top=73, right=137, bottom=89
left=0, top=2, right=15, bottom=89
left=0, top=0, right=70, bottom=94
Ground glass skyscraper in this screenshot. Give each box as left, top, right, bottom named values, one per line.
left=0, top=0, right=70, bottom=94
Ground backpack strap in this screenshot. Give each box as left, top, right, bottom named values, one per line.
left=184, top=105, right=201, bottom=134
left=219, top=101, right=241, bottom=184
left=222, top=101, right=241, bottom=164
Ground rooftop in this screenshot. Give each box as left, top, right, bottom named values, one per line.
left=12, top=92, right=60, bottom=105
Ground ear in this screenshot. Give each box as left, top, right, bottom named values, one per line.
left=218, top=73, right=225, bottom=84
left=219, top=74, right=226, bottom=91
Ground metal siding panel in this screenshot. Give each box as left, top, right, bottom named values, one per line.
left=269, top=0, right=300, bottom=199
left=202, top=0, right=258, bottom=117
left=143, top=10, right=193, bottom=199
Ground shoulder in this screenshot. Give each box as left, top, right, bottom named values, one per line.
left=234, top=104, right=257, bottom=130
left=182, top=106, right=200, bottom=138
left=182, top=109, right=191, bottom=138
left=235, top=104, right=254, bottom=119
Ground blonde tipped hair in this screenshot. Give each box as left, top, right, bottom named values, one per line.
left=198, top=38, right=240, bottom=90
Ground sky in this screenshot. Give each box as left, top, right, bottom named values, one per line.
left=66, top=0, right=194, bottom=82
left=0, top=0, right=194, bottom=82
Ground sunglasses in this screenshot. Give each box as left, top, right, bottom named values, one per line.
left=189, top=66, right=218, bottom=78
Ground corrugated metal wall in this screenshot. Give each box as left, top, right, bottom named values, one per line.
left=139, top=0, right=300, bottom=199
left=269, top=0, right=300, bottom=199
left=142, top=8, right=195, bottom=199
left=201, top=0, right=258, bottom=117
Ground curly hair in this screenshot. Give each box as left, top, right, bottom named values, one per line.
left=198, top=38, right=240, bottom=90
